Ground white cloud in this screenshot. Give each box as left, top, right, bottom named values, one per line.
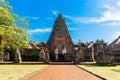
left=51, top=1, right=120, bottom=27
left=116, top=1, right=120, bottom=6
left=52, top=10, right=58, bottom=15
left=29, top=28, right=52, bottom=34
left=64, top=4, right=120, bottom=24
left=29, top=27, right=78, bottom=34
left=57, top=0, right=120, bottom=27
left=25, top=16, right=39, bottom=20
left=103, top=21, right=120, bottom=27
left=112, top=31, right=120, bottom=39
left=46, top=17, right=53, bottom=20
left=64, top=15, right=95, bottom=23
left=68, top=28, right=78, bottom=31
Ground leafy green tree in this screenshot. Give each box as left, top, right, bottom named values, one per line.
left=0, top=0, right=28, bottom=62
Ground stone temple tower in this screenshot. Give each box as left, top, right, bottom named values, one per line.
left=47, top=14, right=74, bottom=54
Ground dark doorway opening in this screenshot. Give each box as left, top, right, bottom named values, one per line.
left=50, top=53, right=66, bottom=62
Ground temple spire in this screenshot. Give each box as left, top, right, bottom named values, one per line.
left=58, top=14, right=62, bottom=18
left=47, top=14, right=74, bottom=54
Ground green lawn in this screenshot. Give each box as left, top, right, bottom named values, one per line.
left=78, top=65, right=120, bottom=80
left=0, top=65, right=47, bottom=80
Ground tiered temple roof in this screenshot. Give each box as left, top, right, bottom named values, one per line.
left=27, top=41, right=48, bottom=49
left=27, top=41, right=39, bottom=49
left=109, top=36, right=120, bottom=51
left=75, top=40, right=86, bottom=47
left=87, top=41, right=94, bottom=48
left=37, top=41, right=48, bottom=47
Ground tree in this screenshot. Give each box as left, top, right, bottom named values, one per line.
left=0, top=7, right=15, bottom=62
left=94, top=39, right=114, bottom=65
left=0, top=0, right=28, bottom=63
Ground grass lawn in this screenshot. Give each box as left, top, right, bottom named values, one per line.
left=0, top=65, right=47, bottom=80
left=78, top=65, right=120, bottom=80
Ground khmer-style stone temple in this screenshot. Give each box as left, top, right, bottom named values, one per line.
left=2, top=14, right=120, bottom=63
left=47, top=14, right=74, bottom=54
left=47, top=14, right=75, bottom=61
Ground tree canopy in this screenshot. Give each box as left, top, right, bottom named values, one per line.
left=0, top=0, right=28, bottom=54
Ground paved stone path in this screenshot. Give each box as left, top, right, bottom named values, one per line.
left=26, top=65, right=102, bottom=80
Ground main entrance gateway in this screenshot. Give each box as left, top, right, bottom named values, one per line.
left=47, top=14, right=75, bottom=61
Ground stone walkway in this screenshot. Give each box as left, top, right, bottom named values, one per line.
left=25, top=65, right=102, bottom=80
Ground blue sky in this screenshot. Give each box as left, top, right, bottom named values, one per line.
left=9, top=0, right=120, bottom=44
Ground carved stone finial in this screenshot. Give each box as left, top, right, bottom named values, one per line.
left=58, top=14, right=62, bottom=18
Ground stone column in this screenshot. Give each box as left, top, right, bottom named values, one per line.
left=14, top=48, right=22, bottom=63
left=55, top=48, right=58, bottom=61
left=45, top=52, right=50, bottom=63
left=91, top=47, right=95, bottom=62
left=39, top=48, right=45, bottom=61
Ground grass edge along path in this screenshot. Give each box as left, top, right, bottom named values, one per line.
left=77, top=65, right=120, bottom=80
left=0, top=65, right=48, bottom=80
left=76, top=65, right=106, bottom=80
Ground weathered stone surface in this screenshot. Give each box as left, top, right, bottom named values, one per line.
left=47, top=14, right=74, bottom=54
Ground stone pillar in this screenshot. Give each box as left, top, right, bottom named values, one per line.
left=45, top=52, right=50, bottom=63
left=39, top=48, right=45, bottom=61
left=91, top=47, right=95, bottom=62
left=14, top=49, right=22, bottom=63
left=74, top=47, right=79, bottom=64
left=54, top=48, right=58, bottom=60
left=62, top=47, right=66, bottom=61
